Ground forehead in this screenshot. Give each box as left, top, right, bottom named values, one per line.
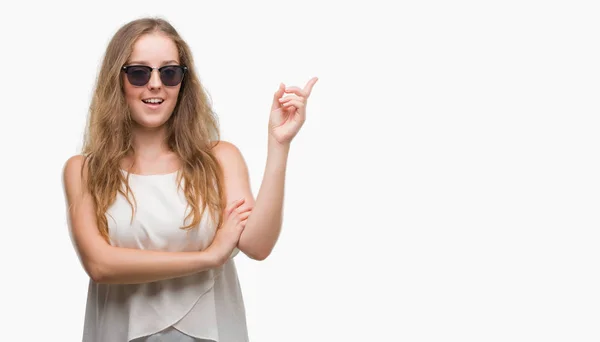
left=128, top=32, right=179, bottom=65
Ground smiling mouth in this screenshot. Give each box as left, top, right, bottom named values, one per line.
left=142, top=98, right=164, bottom=105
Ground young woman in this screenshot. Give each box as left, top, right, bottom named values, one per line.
left=62, top=17, right=317, bottom=342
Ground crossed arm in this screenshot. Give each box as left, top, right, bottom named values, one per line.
left=63, top=138, right=289, bottom=284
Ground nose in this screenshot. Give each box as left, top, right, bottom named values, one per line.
left=147, top=69, right=162, bottom=89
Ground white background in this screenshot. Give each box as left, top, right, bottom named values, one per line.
left=1, top=1, right=599, bottom=341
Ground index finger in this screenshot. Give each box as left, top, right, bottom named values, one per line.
left=303, top=77, right=319, bottom=97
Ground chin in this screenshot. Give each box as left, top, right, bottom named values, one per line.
left=132, top=114, right=172, bottom=129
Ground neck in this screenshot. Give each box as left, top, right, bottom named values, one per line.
left=130, top=124, right=171, bottom=160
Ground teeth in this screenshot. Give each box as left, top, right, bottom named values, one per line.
left=143, top=98, right=164, bottom=104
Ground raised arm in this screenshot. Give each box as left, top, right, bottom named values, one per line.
left=62, top=155, right=239, bottom=284
left=212, top=140, right=280, bottom=261
left=213, top=77, right=318, bottom=261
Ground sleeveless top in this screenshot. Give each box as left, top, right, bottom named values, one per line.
left=81, top=170, right=249, bottom=342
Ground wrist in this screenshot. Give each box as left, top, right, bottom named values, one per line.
left=197, top=249, right=222, bottom=270
left=268, top=139, right=291, bottom=160
left=268, top=135, right=291, bottom=152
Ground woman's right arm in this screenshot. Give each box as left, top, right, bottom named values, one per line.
left=62, top=155, right=220, bottom=285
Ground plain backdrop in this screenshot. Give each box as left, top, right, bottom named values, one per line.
left=1, top=1, right=599, bottom=341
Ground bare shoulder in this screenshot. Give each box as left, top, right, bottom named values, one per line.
left=210, top=140, right=252, bottom=190
left=63, top=154, right=87, bottom=180
left=210, top=141, right=254, bottom=200
left=62, top=154, right=88, bottom=197
left=211, top=140, right=242, bottom=157
left=211, top=140, right=246, bottom=166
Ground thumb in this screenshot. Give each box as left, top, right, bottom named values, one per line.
left=271, top=83, right=285, bottom=110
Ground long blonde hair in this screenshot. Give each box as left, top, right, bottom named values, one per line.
left=81, top=17, right=225, bottom=242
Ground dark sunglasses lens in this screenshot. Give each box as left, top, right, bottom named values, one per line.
left=126, top=66, right=151, bottom=86
left=160, top=66, right=184, bottom=86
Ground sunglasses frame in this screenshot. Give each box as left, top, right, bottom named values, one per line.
left=121, top=64, right=188, bottom=87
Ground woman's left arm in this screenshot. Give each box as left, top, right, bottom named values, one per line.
left=213, top=77, right=318, bottom=260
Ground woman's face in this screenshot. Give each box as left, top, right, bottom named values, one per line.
left=123, top=32, right=183, bottom=129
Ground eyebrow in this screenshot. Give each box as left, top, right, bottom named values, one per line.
left=126, top=60, right=180, bottom=66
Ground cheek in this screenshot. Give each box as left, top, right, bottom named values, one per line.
left=124, top=84, right=142, bottom=107
left=166, top=88, right=181, bottom=109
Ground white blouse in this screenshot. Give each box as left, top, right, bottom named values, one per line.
left=81, top=170, right=249, bottom=342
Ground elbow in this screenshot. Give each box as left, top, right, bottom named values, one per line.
left=90, top=271, right=106, bottom=284
left=83, top=259, right=111, bottom=284
left=87, top=265, right=105, bottom=283
left=255, top=255, right=269, bottom=261
left=238, top=234, right=276, bottom=261
left=246, top=248, right=272, bottom=261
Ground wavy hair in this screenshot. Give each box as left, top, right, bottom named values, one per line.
left=81, top=17, right=225, bottom=242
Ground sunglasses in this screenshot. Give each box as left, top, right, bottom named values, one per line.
left=122, top=65, right=187, bottom=87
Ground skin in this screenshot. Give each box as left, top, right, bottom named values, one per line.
left=62, top=31, right=318, bottom=284
left=217, top=79, right=318, bottom=261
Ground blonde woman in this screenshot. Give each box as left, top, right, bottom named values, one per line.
left=62, top=17, right=318, bottom=342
